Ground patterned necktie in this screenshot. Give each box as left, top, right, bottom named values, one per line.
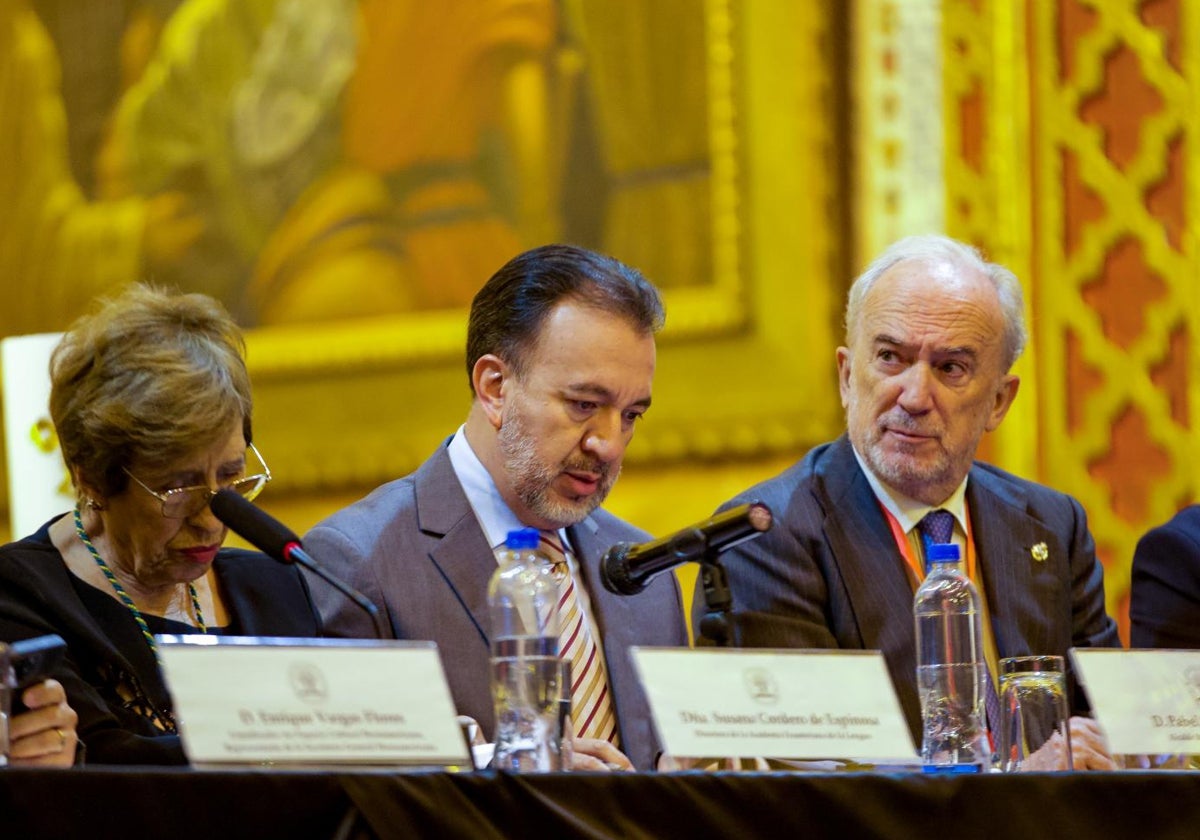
left=539, top=531, right=620, bottom=746
left=918, top=509, right=956, bottom=556
left=916, top=508, right=1001, bottom=749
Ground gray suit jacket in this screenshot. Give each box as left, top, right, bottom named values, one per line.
left=698, top=434, right=1120, bottom=742
left=304, top=441, right=687, bottom=770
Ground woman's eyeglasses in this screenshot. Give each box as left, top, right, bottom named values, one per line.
left=123, top=443, right=272, bottom=519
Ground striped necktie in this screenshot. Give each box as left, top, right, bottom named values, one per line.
left=539, top=531, right=620, bottom=746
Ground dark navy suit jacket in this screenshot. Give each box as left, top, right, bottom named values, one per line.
left=1131, top=505, right=1200, bottom=649
left=698, top=434, right=1120, bottom=742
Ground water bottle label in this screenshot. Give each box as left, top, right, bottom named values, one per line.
left=921, top=763, right=983, bottom=774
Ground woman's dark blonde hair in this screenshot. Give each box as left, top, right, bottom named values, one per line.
left=49, top=284, right=253, bottom=500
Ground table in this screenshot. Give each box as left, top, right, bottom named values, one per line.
left=2, top=766, right=1198, bottom=839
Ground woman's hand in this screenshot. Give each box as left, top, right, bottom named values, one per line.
left=9, top=679, right=78, bottom=767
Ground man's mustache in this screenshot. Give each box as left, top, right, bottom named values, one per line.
left=878, top=413, right=941, bottom=436
left=562, top=458, right=609, bottom=478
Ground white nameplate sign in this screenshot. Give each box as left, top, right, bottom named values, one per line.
left=1071, top=648, right=1200, bottom=754
left=157, top=636, right=470, bottom=767
left=632, top=647, right=916, bottom=760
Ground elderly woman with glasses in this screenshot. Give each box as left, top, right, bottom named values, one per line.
left=0, top=285, right=321, bottom=765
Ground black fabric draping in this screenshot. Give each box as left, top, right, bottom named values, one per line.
left=3, top=767, right=1199, bottom=839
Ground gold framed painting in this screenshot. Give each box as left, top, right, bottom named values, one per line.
left=243, top=0, right=845, bottom=495
left=0, top=0, right=845, bottom=516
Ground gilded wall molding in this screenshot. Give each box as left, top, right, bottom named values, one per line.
left=246, top=0, right=844, bottom=494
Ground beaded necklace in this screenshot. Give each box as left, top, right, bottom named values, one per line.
left=73, top=507, right=207, bottom=665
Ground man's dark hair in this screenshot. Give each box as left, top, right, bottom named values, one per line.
left=466, top=244, right=665, bottom=385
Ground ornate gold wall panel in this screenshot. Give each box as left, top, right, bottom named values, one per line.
left=860, top=0, right=1200, bottom=636
left=243, top=0, right=843, bottom=509
left=1027, top=0, right=1197, bottom=634
left=938, top=0, right=1199, bottom=636
left=0, top=1, right=846, bottom=548
left=853, top=0, right=946, bottom=267
left=942, top=0, right=1039, bottom=479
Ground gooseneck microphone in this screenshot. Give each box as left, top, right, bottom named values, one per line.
left=600, top=501, right=773, bottom=596
left=210, top=489, right=385, bottom=637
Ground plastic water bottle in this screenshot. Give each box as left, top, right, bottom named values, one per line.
left=488, top=528, right=561, bottom=771
left=913, top=542, right=991, bottom=772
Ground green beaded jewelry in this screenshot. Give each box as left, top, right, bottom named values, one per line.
left=73, top=507, right=207, bottom=665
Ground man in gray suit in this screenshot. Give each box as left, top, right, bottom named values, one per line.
left=305, top=244, right=686, bottom=771
left=702, top=234, right=1120, bottom=769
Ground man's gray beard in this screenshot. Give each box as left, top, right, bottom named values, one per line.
left=497, top=411, right=618, bottom=528
left=849, top=403, right=954, bottom=499
left=863, top=440, right=950, bottom=494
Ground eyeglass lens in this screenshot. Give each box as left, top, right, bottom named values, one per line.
left=163, top=475, right=266, bottom=517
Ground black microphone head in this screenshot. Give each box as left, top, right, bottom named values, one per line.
left=210, top=488, right=299, bottom=562
left=599, top=542, right=645, bottom=596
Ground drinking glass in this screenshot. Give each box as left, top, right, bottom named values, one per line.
left=997, top=655, right=1072, bottom=772
left=491, top=654, right=569, bottom=771
left=556, top=660, right=573, bottom=770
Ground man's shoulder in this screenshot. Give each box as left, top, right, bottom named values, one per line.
left=1133, top=504, right=1200, bottom=561
left=307, top=445, right=452, bottom=537
left=310, top=473, right=420, bottom=534
left=719, top=437, right=847, bottom=511
left=584, top=507, right=652, bottom=543
left=968, top=459, right=1080, bottom=510
left=1143, top=504, right=1200, bottom=537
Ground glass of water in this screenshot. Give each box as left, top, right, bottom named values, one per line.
left=997, top=655, right=1072, bottom=772
left=556, top=660, right=573, bottom=770
left=491, top=655, right=569, bottom=772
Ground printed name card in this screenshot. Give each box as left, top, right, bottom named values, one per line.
left=631, top=647, right=916, bottom=761
left=156, top=636, right=470, bottom=767
left=1071, top=648, right=1200, bottom=754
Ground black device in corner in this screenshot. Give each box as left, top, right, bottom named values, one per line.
left=9, top=633, right=68, bottom=693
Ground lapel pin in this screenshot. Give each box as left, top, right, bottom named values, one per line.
left=1031, top=542, right=1049, bottom=562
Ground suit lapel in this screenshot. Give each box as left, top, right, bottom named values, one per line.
left=567, top=516, right=652, bottom=754
left=568, top=516, right=628, bottom=652
left=968, top=469, right=1058, bottom=658
left=817, top=439, right=917, bottom=657
left=413, top=445, right=498, bottom=645
left=814, top=438, right=926, bottom=736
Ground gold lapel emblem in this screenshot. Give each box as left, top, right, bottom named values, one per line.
left=1031, top=542, right=1049, bottom=562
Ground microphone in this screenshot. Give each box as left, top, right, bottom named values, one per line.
left=600, top=501, right=773, bottom=596
left=210, top=489, right=385, bottom=636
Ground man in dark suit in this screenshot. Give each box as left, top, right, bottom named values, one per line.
left=305, top=245, right=686, bottom=771
left=1131, top=506, right=1200, bottom=649
left=703, top=234, right=1120, bottom=769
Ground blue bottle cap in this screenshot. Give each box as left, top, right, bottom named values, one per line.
left=926, top=542, right=962, bottom=562
left=505, top=528, right=540, bottom=550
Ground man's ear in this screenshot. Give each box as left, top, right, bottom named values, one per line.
left=836, top=346, right=852, bottom=408
left=472, top=354, right=509, bottom=429
left=985, top=373, right=1021, bottom=432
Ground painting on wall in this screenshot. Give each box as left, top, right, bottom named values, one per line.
left=3, top=0, right=842, bottom=506
left=2, top=0, right=746, bottom=375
